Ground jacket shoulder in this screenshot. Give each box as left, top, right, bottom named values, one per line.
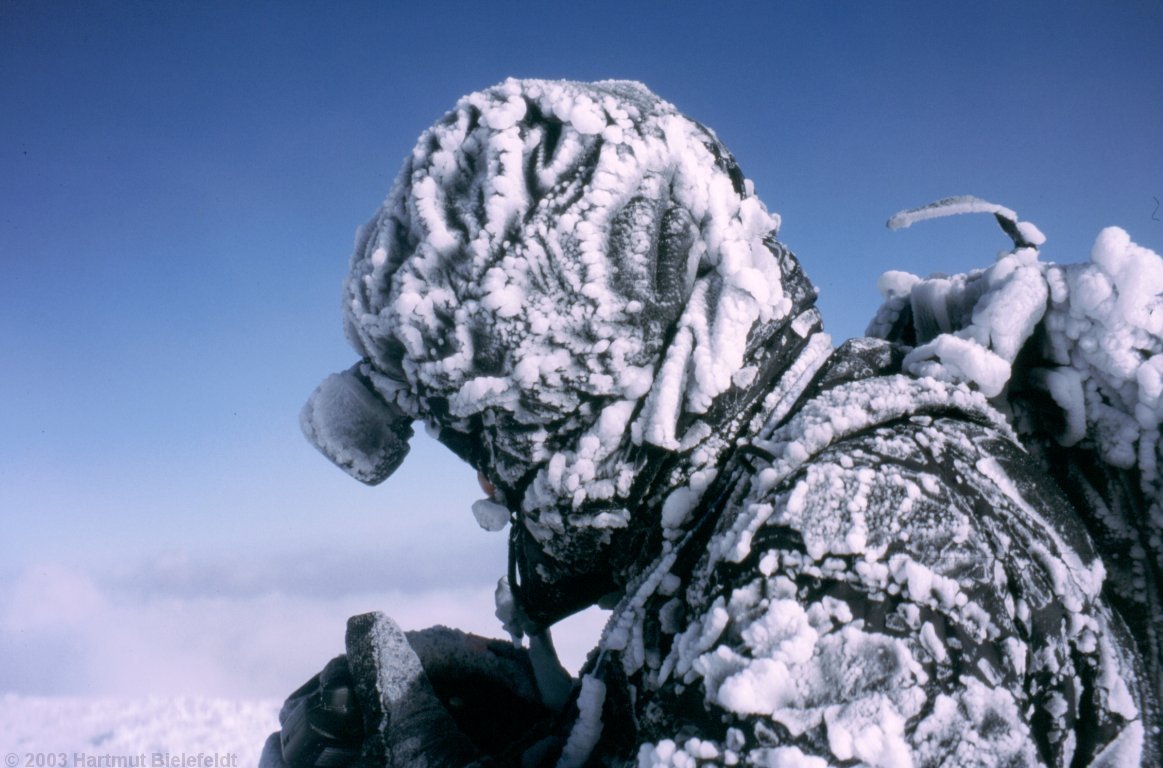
left=650, top=402, right=1149, bottom=766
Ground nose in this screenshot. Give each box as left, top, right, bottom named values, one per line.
left=478, top=470, right=497, bottom=497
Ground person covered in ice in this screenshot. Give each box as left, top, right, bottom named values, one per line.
left=264, top=79, right=1160, bottom=767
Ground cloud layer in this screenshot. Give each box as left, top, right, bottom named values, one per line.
left=0, top=554, right=607, bottom=698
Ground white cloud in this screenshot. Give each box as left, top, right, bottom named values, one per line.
left=4, top=562, right=108, bottom=630
left=0, top=557, right=607, bottom=699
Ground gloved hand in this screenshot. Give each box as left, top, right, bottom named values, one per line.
left=261, top=613, right=566, bottom=768
left=260, top=654, right=364, bottom=768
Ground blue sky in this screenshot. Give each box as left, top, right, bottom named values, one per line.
left=2, top=1, right=1161, bottom=696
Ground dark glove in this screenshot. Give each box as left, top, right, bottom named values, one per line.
left=261, top=613, right=562, bottom=768
left=261, top=655, right=364, bottom=768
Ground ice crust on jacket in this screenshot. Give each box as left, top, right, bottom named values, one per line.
left=869, top=198, right=1163, bottom=719
left=300, top=82, right=1159, bottom=766
left=616, top=368, right=1147, bottom=767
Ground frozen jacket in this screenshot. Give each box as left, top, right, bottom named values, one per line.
left=268, top=79, right=1160, bottom=766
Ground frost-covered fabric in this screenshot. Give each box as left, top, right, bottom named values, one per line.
left=572, top=341, right=1153, bottom=767
left=306, top=78, right=820, bottom=622
left=297, top=84, right=1160, bottom=767
left=868, top=198, right=1163, bottom=725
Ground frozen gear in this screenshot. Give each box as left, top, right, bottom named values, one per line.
left=583, top=339, right=1155, bottom=766
left=281, top=80, right=1161, bottom=765
left=869, top=195, right=1163, bottom=741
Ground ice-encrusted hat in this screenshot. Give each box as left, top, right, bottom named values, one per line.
left=302, top=78, right=803, bottom=528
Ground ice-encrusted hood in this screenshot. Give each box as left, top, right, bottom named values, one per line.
left=302, top=79, right=821, bottom=623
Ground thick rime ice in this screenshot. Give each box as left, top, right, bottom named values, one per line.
left=887, top=195, right=1045, bottom=249
left=471, top=498, right=511, bottom=532
left=606, top=362, right=1149, bottom=766
left=295, top=83, right=1160, bottom=767
left=557, top=674, right=607, bottom=768
left=604, top=371, right=1148, bottom=767
left=309, top=77, right=819, bottom=623
left=300, top=366, right=414, bottom=484
left=336, top=78, right=790, bottom=524
left=871, top=198, right=1163, bottom=730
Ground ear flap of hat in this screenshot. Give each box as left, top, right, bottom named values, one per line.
left=301, top=364, right=414, bottom=485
